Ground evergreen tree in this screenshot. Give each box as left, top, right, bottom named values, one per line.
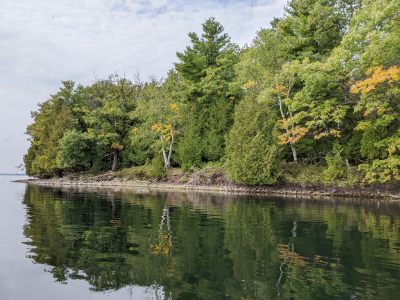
left=24, top=81, right=84, bottom=177
left=226, top=95, right=281, bottom=185
left=175, top=17, right=242, bottom=163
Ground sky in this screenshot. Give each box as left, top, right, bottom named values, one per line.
left=0, top=0, right=286, bottom=173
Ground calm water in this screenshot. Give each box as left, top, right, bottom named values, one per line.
left=1, top=176, right=400, bottom=299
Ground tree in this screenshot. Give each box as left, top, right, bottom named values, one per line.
left=235, top=29, right=302, bottom=163
left=352, top=66, right=400, bottom=182
left=225, top=94, right=281, bottom=185
left=277, top=0, right=400, bottom=176
left=57, top=130, right=98, bottom=170
left=24, top=81, right=84, bottom=177
left=278, top=0, right=362, bottom=61
left=175, top=17, right=242, bottom=162
left=81, top=74, right=141, bottom=171
left=131, top=70, right=184, bottom=170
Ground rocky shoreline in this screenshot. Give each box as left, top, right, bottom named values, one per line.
left=15, top=174, right=400, bottom=200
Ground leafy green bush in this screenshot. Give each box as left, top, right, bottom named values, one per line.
left=324, top=143, right=347, bottom=181
left=115, top=165, right=148, bottom=179
left=282, top=163, right=325, bottom=184
left=225, top=97, right=281, bottom=185
left=58, top=130, right=98, bottom=170
left=88, top=160, right=103, bottom=175
left=146, top=154, right=167, bottom=179
left=341, top=167, right=365, bottom=187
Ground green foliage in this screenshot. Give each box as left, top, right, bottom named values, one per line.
left=324, top=143, right=347, bottom=181
left=131, top=71, right=184, bottom=170
left=81, top=74, right=140, bottom=171
left=88, top=160, right=103, bottom=176
left=282, top=163, right=326, bottom=184
left=115, top=165, right=148, bottom=179
left=57, top=130, right=98, bottom=170
left=177, top=104, right=202, bottom=172
left=146, top=153, right=168, bottom=179
left=342, top=166, right=365, bottom=187
left=175, top=17, right=230, bottom=83
left=225, top=96, right=281, bottom=185
left=360, top=125, right=388, bottom=161
left=24, top=82, right=81, bottom=177
left=175, top=17, right=242, bottom=163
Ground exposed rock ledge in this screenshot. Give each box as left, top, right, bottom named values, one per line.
left=14, top=176, right=400, bottom=200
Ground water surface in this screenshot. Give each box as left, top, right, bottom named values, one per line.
left=1, top=175, right=400, bottom=299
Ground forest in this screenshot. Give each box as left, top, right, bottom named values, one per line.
left=24, top=0, right=400, bottom=186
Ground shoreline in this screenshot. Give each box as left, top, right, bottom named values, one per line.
left=15, top=178, right=400, bottom=200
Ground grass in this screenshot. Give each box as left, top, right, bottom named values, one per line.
left=115, top=165, right=151, bottom=180
left=281, top=162, right=365, bottom=187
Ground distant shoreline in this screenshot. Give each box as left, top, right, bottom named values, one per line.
left=0, top=174, right=28, bottom=176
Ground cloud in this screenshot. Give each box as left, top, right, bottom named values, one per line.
left=0, top=0, right=286, bottom=172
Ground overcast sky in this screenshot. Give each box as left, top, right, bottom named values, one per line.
left=0, top=0, right=286, bottom=173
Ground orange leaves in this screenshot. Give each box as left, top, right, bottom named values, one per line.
left=351, top=66, right=400, bottom=95
left=278, top=126, right=309, bottom=145
left=109, top=218, right=121, bottom=227
left=277, top=244, right=308, bottom=267
left=270, top=84, right=288, bottom=97
left=111, top=143, right=123, bottom=151
left=315, top=129, right=341, bottom=140
left=149, top=235, right=172, bottom=256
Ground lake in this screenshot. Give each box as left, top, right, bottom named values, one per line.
left=1, top=175, right=400, bottom=299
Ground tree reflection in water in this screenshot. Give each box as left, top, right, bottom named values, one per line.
left=22, top=185, right=400, bottom=300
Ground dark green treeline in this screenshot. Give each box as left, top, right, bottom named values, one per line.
left=23, top=185, right=400, bottom=299
left=24, top=0, right=400, bottom=185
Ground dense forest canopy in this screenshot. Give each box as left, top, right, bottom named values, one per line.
left=24, top=0, right=400, bottom=185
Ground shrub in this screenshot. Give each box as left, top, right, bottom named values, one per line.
left=225, top=96, right=281, bottom=185
left=324, top=143, right=347, bottom=181
left=282, top=163, right=325, bottom=184
left=146, top=153, right=167, bottom=179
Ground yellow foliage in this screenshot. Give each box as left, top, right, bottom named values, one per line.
left=152, top=123, right=162, bottom=132
left=242, top=81, right=255, bottom=90
left=170, top=103, right=179, bottom=113
left=351, top=66, right=400, bottom=95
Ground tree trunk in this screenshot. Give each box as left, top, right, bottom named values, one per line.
left=112, top=151, right=118, bottom=172
left=278, top=94, right=298, bottom=164
left=162, top=147, right=171, bottom=170
left=290, top=144, right=298, bottom=164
